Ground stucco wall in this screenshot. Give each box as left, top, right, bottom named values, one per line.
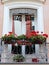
left=0, top=1, right=4, bottom=38
left=43, top=0, right=49, bottom=42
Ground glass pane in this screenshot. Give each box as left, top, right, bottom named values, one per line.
left=25, top=15, right=31, bottom=21
left=25, top=15, right=34, bottom=21
left=32, top=26, right=35, bottom=30
left=14, top=15, right=22, bottom=21
left=31, top=15, right=34, bottom=21
left=14, top=19, right=22, bottom=36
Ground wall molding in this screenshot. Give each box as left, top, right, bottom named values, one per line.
left=1, top=0, right=46, bottom=4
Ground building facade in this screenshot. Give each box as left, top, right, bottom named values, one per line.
left=0, top=0, right=49, bottom=42
left=0, top=0, right=49, bottom=63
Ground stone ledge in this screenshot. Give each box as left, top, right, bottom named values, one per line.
left=1, top=0, right=46, bottom=3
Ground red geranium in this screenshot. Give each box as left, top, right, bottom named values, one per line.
left=43, top=34, right=48, bottom=38
left=9, top=32, right=13, bottom=35
left=27, top=31, right=38, bottom=38
left=31, top=30, right=36, bottom=33
left=32, top=58, right=39, bottom=62
left=36, top=31, right=39, bottom=33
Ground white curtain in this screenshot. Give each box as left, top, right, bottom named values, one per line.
left=14, top=15, right=26, bottom=35
left=14, top=20, right=22, bottom=36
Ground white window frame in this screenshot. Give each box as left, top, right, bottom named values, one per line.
left=2, top=2, right=44, bottom=35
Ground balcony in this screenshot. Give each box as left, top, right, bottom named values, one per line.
left=1, top=0, right=46, bottom=3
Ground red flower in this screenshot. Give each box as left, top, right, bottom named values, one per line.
left=30, top=33, right=37, bottom=36
left=43, top=34, right=48, bottom=38
left=27, top=31, right=38, bottom=38
left=31, top=30, right=36, bottom=34
left=36, top=31, right=39, bottom=33
left=32, top=58, right=39, bottom=62
left=9, top=32, right=13, bottom=35
left=30, top=31, right=37, bottom=36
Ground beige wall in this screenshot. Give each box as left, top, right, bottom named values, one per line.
left=43, top=0, right=49, bottom=42
left=0, top=1, right=4, bottom=38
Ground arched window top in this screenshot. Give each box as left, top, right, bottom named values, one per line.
left=10, top=8, right=37, bottom=15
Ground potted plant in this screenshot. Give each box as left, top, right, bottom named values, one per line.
left=17, top=34, right=27, bottom=40
left=16, top=34, right=28, bottom=45
left=27, top=31, right=48, bottom=44
left=32, top=58, right=39, bottom=62
left=2, top=32, right=17, bottom=44
left=13, top=54, right=25, bottom=62
left=29, top=35, right=46, bottom=44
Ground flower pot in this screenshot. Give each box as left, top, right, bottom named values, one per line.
left=13, top=54, right=25, bottom=62
left=32, top=58, right=39, bottom=62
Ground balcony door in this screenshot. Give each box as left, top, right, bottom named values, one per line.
left=13, top=14, right=36, bottom=36
left=13, top=15, right=26, bottom=35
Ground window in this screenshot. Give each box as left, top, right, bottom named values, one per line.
left=25, top=15, right=35, bottom=21
left=13, top=15, right=22, bottom=21
left=30, top=15, right=35, bottom=30
left=31, top=26, right=35, bottom=30
left=31, top=15, right=34, bottom=21
left=25, top=15, right=31, bottom=21
left=25, top=44, right=35, bottom=54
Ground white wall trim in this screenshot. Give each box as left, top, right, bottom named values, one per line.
left=2, top=2, right=44, bottom=35
left=4, top=2, right=43, bottom=6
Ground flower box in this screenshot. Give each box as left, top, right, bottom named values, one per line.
left=1, top=31, right=48, bottom=45
left=2, top=32, right=17, bottom=44
left=28, top=31, right=48, bottom=44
